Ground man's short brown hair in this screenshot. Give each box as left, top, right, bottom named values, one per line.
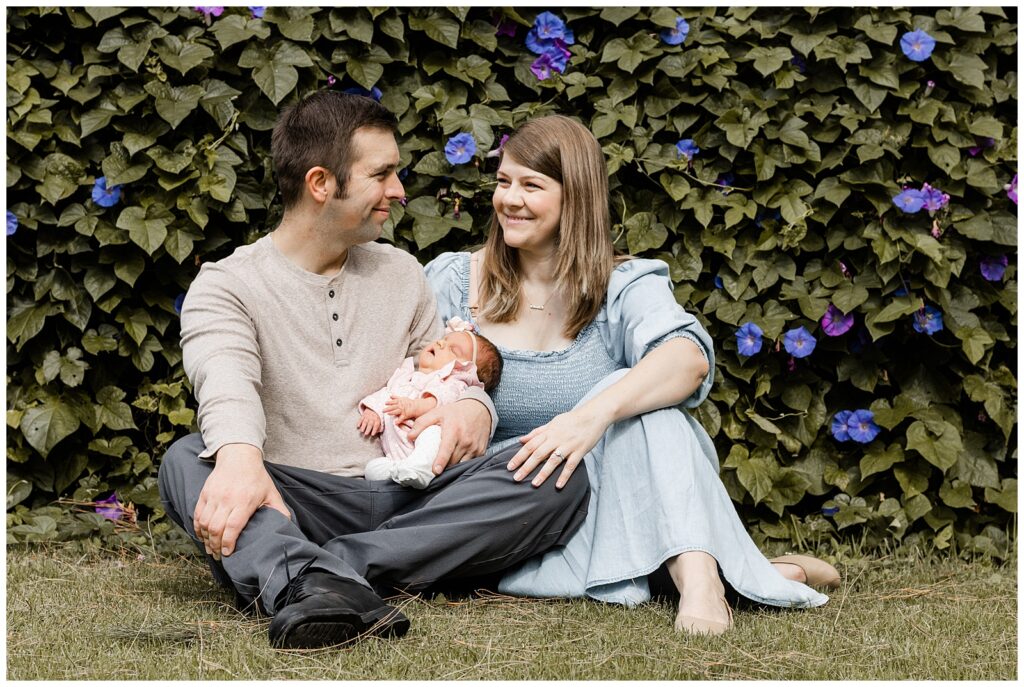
left=271, top=91, right=398, bottom=209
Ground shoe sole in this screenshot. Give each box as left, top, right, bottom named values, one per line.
left=271, top=605, right=410, bottom=649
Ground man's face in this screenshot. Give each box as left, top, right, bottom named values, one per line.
left=327, top=127, right=404, bottom=244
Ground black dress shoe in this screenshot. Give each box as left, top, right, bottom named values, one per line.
left=268, top=564, right=410, bottom=649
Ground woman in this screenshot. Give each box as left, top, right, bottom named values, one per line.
left=424, top=115, right=838, bottom=634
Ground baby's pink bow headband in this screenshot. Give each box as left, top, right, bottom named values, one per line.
left=445, top=317, right=478, bottom=363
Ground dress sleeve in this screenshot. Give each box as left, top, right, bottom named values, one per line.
left=406, top=260, right=444, bottom=358
left=601, top=258, right=715, bottom=408
left=423, top=252, right=468, bottom=325
left=180, top=263, right=266, bottom=459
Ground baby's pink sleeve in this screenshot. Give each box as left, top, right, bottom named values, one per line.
left=359, top=386, right=390, bottom=415
left=421, top=377, right=468, bottom=407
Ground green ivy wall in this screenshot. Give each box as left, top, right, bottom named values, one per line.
left=6, top=7, right=1018, bottom=557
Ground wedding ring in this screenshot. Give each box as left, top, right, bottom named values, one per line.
left=552, top=451, right=564, bottom=462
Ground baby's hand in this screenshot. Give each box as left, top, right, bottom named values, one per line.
left=357, top=408, right=383, bottom=436
left=384, top=396, right=437, bottom=427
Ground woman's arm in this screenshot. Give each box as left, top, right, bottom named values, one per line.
left=510, top=337, right=709, bottom=489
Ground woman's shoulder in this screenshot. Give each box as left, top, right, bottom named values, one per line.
left=423, top=250, right=471, bottom=281
left=606, top=256, right=672, bottom=298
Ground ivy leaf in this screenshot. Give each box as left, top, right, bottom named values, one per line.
left=37, top=153, right=86, bottom=205
left=20, top=399, right=81, bottom=457
left=860, top=443, right=904, bottom=479
left=625, top=212, right=668, bottom=254
left=408, top=11, right=461, bottom=49
left=96, top=386, right=137, bottom=431
left=210, top=14, right=271, bottom=50
left=142, top=81, right=204, bottom=129
left=906, top=420, right=961, bottom=472
left=737, top=456, right=777, bottom=504
left=748, top=46, right=793, bottom=76
left=8, top=299, right=56, bottom=352
left=984, top=479, right=1017, bottom=513
left=116, top=205, right=173, bottom=255
left=939, top=480, right=976, bottom=509
left=154, top=35, right=215, bottom=76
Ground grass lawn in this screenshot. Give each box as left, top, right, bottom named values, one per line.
left=6, top=544, right=1016, bottom=680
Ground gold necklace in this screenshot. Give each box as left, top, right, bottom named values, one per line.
left=524, top=284, right=557, bottom=311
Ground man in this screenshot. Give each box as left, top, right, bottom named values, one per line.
left=158, top=91, right=589, bottom=649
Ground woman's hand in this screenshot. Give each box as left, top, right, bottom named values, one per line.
left=508, top=405, right=611, bottom=489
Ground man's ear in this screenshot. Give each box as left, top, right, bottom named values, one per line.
left=304, top=166, right=332, bottom=205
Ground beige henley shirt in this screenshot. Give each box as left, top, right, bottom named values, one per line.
left=180, top=235, right=496, bottom=476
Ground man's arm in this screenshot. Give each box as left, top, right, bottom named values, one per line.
left=181, top=265, right=288, bottom=559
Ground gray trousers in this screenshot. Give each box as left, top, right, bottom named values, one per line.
left=158, top=433, right=589, bottom=615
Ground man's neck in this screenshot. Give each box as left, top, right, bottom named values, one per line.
left=271, top=213, right=351, bottom=277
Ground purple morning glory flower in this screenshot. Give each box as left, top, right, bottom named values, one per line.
left=174, top=293, right=186, bottom=315
left=847, top=409, right=881, bottom=444
left=900, top=29, right=936, bottom=62
left=444, top=133, right=477, bottom=165
left=893, top=188, right=925, bottom=213
left=487, top=133, right=510, bottom=159
left=783, top=326, right=817, bottom=358
left=713, top=275, right=724, bottom=289
left=1006, top=174, right=1018, bottom=205
left=6, top=211, right=17, bottom=236
left=676, top=139, right=699, bottom=161
left=831, top=410, right=854, bottom=442
left=91, top=176, right=122, bottom=207
left=95, top=492, right=125, bottom=521
left=660, top=17, right=689, bottom=46
left=821, top=304, right=855, bottom=337
left=980, top=255, right=1008, bottom=282
left=920, top=183, right=949, bottom=212
left=530, top=53, right=555, bottom=80
left=495, top=18, right=517, bottom=37
left=342, top=86, right=383, bottom=102
left=735, top=322, right=764, bottom=357
left=715, top=172, right=735, bottom=194
left=194, top=6, right=224, bottom=18
left=249, top=6, right=265, bottom=18
left=912, top=305, right=943, bottom=335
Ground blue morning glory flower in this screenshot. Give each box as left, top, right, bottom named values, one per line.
left=754, top=208, right=782, bottom=228
left=713, top=275, right=723, bottom=289
left=173, top=293, right=186, bottom=315
left=534, top=11, right=569, bottom=41
left=821, top=505, right=839, bottom=516
left=6, top=211, right=17, bottom=236
left=893, top=189, right=925, bottom=213
left=735, top=322, right=764, bottom=357
left=912, top=305, right=943, bottom=335
left=342, top=86, right=382, bottom=102
left=248, top=6, right=265, bottom=18
left=444, top=133, right=477, bottom=165
left=676, top=139, right=699, bottom=161
left=91, top=176, right=122, bottom=207
left=847, top=409, right=881, bottom=444
left=831, top=410, right=853, bottom=442
left=900, top=29, right=936, bottom=62
left=920, top=183, right=949, bottom=212
left=660, top=17, right=689, bottom=46
left=783, top=326, right=817, bottom=358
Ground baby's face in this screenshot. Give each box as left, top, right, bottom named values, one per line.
left=417, top=331, right=474, bottom=372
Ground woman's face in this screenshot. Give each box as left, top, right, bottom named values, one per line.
left=493, top=154, right=563, bottom=252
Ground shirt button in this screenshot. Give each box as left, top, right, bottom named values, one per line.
left=336, top=338, right=343, bottom=347
left=332, top=313, right=339, bottom=321
left=328, top=289, right=335, bottom=298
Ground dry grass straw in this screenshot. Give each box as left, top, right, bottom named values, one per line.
left=6, top=543, right=1016, bottom=680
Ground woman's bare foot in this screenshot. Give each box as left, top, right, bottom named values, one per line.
left=667, top=551, right=732, bottom=635
left=772, top=561, right=807, bottom=583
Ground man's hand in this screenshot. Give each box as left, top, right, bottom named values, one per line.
left=408, top=399, right=490, bottom=475
left=192, top=443, right=290, bottom=560
left=357, top=408, right=383, bottom=436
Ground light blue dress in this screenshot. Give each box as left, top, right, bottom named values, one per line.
left=425, top=253, right=828, bottom=609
